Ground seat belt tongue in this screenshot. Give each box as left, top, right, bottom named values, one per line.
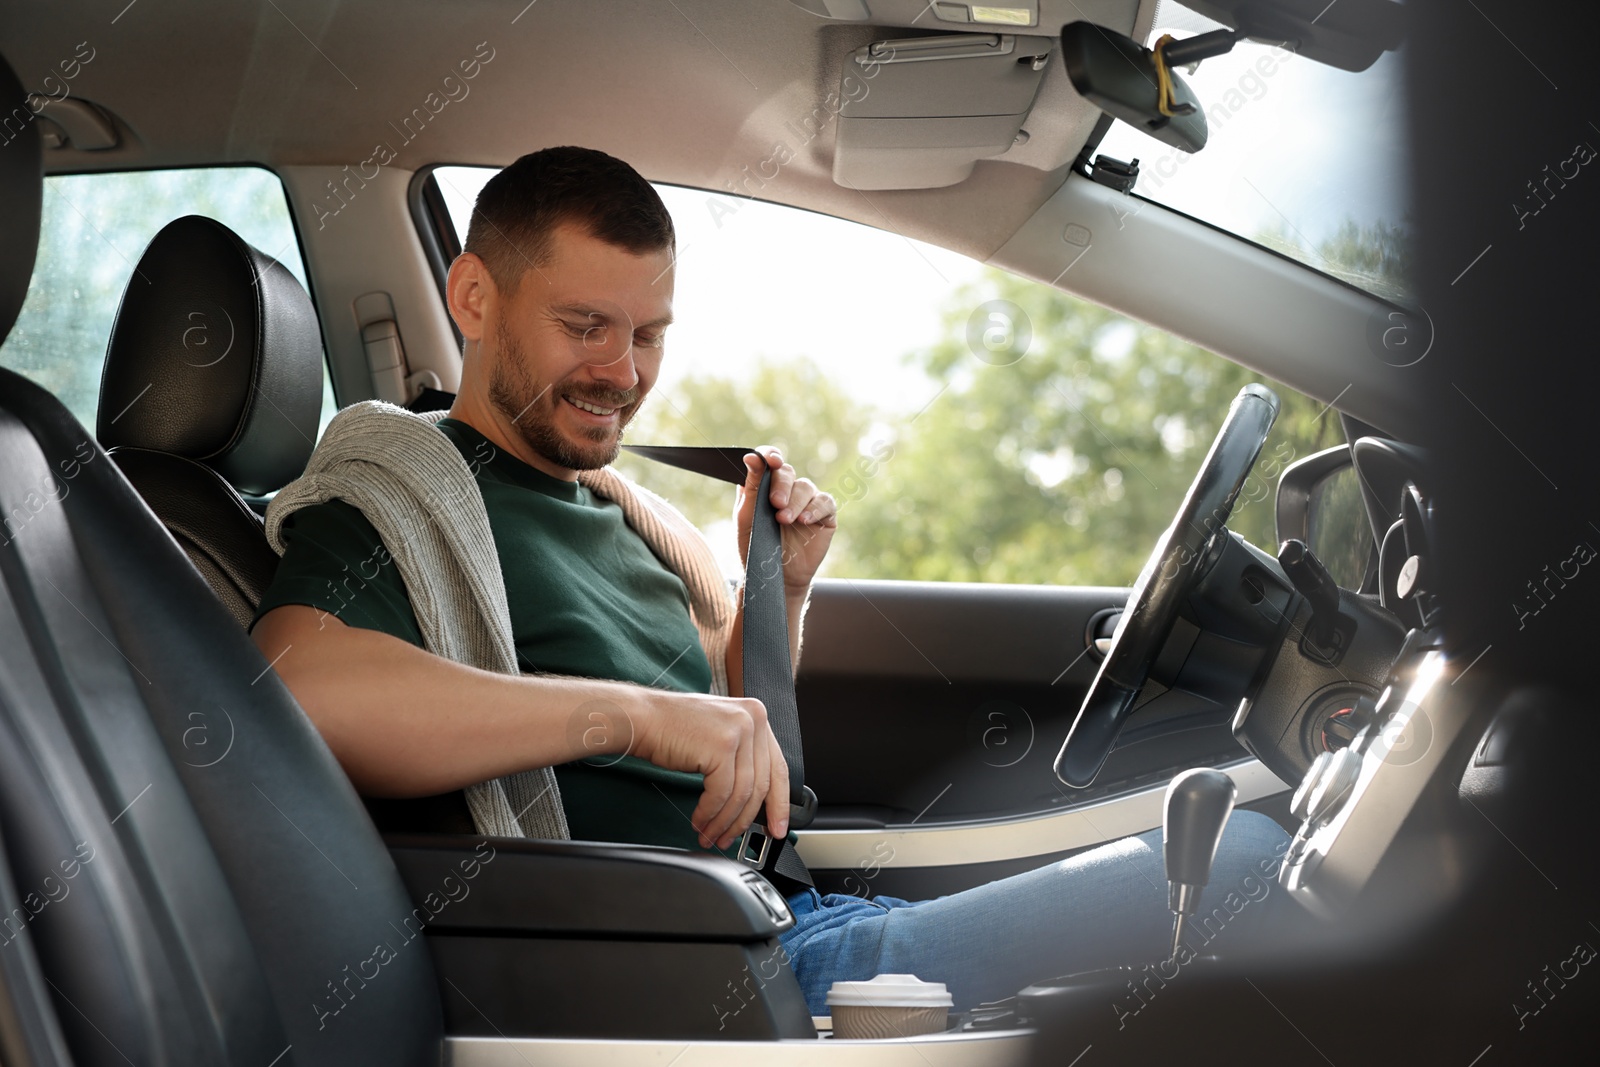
left=737, top=824, right=772, bottom=868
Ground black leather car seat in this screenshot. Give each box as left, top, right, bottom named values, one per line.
left=96, top=215, right=324, bottom=628
left=95, top=218, right=518, bottom=838
left=0, top=53, right=443, bottom=1066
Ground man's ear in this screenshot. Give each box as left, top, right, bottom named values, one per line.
left=446, top=252, right=496, bottom=343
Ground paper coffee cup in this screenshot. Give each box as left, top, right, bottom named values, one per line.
left=826, top=973, right=953, bottom=1039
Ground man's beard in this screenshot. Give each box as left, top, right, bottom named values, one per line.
left=487, top=318, right=640, bottom=471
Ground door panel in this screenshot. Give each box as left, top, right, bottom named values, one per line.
left=793, top=578, right=1270, bottom=887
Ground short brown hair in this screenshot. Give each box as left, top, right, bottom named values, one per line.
left=463, top=146, right=675, bottom=293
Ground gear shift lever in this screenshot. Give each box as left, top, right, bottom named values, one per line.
left=1163, top=768, right=1237, bottom=963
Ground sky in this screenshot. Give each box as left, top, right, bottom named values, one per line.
left=1097, top=11, right=1411, bottom=256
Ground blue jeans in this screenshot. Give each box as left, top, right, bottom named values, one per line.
left=779, top=810, right=1292, bottom=1015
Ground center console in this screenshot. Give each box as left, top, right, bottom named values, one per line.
left=1276, top=628, right=1465, bottom=917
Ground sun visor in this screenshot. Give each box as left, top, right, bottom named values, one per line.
left=832, top=33, right=1053, bottom=190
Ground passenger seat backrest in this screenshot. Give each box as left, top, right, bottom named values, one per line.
left=97, top=215, right=324, bottom=627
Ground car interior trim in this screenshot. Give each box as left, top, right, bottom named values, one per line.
left=277, top=164, right=463, bottom=402
left=1282, top=648, right=1477, bottom=919
left=795, top=757, right=1285, bottom=869
left=443, top=1031, right=1034, bottom=1066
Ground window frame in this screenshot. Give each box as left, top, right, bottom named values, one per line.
left=408, top=165, right=463, bottom=349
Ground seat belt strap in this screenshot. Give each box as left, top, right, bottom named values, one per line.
left=624, top=445, right=817, bottom=893
left=621, top=445, right=818, bottom=830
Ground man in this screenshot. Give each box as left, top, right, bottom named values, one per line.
left=252, top=146, right=1289, bottom=1015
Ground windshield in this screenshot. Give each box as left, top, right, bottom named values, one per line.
left=1096, top=5, right=1411, bottom=301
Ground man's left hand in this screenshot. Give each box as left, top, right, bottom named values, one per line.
left=735, top=448, right=837, bottom=593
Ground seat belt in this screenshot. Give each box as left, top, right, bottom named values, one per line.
left=623, top=445, right=817, bottom=891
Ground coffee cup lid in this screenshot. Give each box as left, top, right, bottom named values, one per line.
left=825, top=973, right=953, bottom=1008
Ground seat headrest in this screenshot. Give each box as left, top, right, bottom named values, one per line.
left=0, top=51, right=43, bottom=342
left=98, top=215, right=323, bottom=495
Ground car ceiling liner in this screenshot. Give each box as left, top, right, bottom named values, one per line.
left=813, top=0, right=1403, bottom=190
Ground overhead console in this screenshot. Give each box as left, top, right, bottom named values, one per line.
left=789, top=0, right=1051, bottom=31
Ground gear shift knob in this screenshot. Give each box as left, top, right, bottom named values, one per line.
left=1163, top=768, right=1237, bottom=962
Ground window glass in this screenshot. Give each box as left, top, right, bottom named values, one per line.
left=1309, top=464, right=1372, bottom=589
left=433, top=165, right=1341, bottom=584
left=1095, top=7, right=1412, bottom=301
left=1, top=167, right=334, bottom=435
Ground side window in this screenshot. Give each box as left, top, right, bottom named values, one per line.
left=1, top=166, right=335, bottom=434
left=431, top=165, right=1341, bottom=585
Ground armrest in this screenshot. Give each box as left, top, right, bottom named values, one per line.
left=386, top=835, right=813, bottom=1040
left=384, top=833, right=796, bottom=940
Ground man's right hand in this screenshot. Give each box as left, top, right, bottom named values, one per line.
left=629, top=690, right=791, bottom=850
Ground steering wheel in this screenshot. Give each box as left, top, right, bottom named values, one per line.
left=1054, top=384, right=1281, bottom=788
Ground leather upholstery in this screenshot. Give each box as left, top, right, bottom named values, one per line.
left=0, top=52, right=41, bottom=341
left=1, top=371, right=445, bottom=1067
left=0, top=46, right=440, bottom=1063
left=110, top=447, right=282, bottom=628
left=96, top=216, right=324, bottom=624
left=0, top=369, right=811, bottom=1054
left=97, top=215, right=322, bottom=496
left=94, top=216, right=475, bottom=817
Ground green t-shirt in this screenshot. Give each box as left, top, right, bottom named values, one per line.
left=254, top=418, right=737, bottom=858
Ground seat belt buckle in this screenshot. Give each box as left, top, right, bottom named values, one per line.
left=790, top=786, right=818, bottom=831
left=736, top=824, right=772, bottom=869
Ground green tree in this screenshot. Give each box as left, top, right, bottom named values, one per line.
left=830, top=269, right=1339, bottom=585
left=1256, top=218, right=1414, bottom=303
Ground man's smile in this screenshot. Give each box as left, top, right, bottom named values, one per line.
left=564, top=394, right=620, bottom=418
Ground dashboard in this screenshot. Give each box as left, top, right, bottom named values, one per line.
left=1271, top=435, right=1474, bottom=917
left=1279, top=636, right=1457, bottom=917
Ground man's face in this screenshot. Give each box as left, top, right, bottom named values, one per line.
left=482, top=222, right=673, bottom=473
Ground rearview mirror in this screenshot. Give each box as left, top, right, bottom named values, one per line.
left=1059, top=21, right=1208, bottom=153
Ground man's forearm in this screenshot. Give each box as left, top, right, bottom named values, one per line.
left=252, top=605, right=648, bottom=798
left=785, top=583, right=809, bottom=668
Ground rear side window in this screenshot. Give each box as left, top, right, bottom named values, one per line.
left=1, top=166, right=334, bottom=432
